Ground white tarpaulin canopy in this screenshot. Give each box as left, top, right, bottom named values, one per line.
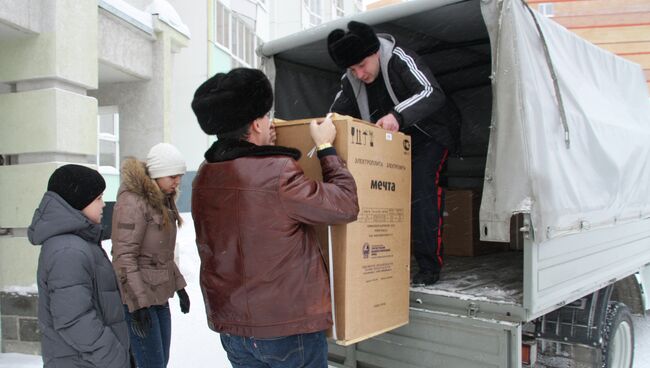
left=260, top=0, right=650, bottom=243
left=480, top=0, right=650, bottom=242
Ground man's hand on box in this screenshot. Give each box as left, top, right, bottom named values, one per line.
left=310, top=115, right=336, bottom=146
left=376, top=113, right=399, bottom=132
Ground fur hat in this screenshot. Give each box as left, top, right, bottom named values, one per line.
left=47, top=164, right=106, bottom=210
left=146, top=143, right=186, bottom=179
left=327, top=21, right=380, bottom=69
left=191, top=68, right=273, bottom=136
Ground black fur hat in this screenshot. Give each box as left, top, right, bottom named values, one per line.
left=47, top=164, right=106, bottom=211
left=191, top=68, right=273, bottom=136
left=327, top=21, right=380, bottom=69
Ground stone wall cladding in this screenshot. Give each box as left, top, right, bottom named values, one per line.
left=0, top=292, right=40, bottom=355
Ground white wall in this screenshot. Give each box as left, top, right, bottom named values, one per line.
left=168, top=0, right=211, bottom=171
left=270, top=0, right=302, bottom=40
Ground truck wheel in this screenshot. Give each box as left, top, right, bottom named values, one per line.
left=601, top=301, right=634, bottom=368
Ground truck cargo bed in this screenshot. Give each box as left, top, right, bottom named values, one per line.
left=411, top=252, right=523, bottom=305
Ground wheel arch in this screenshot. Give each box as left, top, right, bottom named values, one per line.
left=611, top=275, right=645, bottom=315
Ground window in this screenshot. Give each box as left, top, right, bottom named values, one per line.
left=213, top=0, right=262, bottom=68
left=231, top=16, right=239, bottom=56
left=238, top=21, right=245, bottom=58
left=303, top=0, right=323, bottom=28
left=215, top=1, right=231, bottom=48
left=246, top=31, right=255, bottom=66
left=97, top=106, right=120, bottom=175
left=333, top=0, right=345, bottom=18
left=538, top=3, right=555, bottom=17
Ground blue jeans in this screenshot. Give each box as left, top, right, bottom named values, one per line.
left=220, top=331, right=328, bottom=368
left=124, top=303, right=171, bottom=368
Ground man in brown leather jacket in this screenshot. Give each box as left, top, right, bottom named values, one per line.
left=190, top=68, right=359, bottom=368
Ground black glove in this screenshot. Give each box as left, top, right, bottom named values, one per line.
left=131, top=307, right=151, bottom=338
left=177, top=288, right=190, bottom=314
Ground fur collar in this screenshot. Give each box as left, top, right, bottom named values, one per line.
left=204, top=139, right=301, bottom=163
left=119, top=158, right=181, bottom=227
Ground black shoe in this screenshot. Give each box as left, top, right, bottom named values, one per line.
left=411, top=271, right=440, bottom=286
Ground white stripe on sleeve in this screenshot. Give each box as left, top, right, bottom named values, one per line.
left=393, top=47, right=433, bottom=113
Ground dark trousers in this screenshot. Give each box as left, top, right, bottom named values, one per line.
left=124, top=303, right=171, bottom=368
left=411, top=131, right=448, bottom=274
left=220, top=330, right=328, bottom=368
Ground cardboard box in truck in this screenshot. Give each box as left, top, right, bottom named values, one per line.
left=275, top=114, right=411, bottom=345
left=443, top=189, right=508, bottom=256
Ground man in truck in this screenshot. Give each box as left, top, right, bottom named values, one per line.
left=328, top=21, right=460, bottom=286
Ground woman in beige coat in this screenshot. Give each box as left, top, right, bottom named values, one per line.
left=111, top=143, right=189, bottom=368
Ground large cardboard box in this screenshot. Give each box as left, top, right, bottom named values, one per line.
left=275, top=114, right=411, bottom=346
left=442, top=189, right=508, bottom=256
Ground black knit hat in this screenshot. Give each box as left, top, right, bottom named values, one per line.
left=191, top=68, right=273, bottom=136
left=47, top=164, right=106, bottom=210
left=327, top=21, right=380, bottom=69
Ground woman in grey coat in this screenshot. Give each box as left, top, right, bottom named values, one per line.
left=28, top=164, right=130, bottom=368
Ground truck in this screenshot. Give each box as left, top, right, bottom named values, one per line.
left=258, top=0, right=650, bottom=367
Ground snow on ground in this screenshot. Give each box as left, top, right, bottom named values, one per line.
left=2, top=213, right=650, bottom=367
left=634, top=315, right=650, bottom=367
left=0, top=353, right=41, bottom=368
left=166, top=213, right=231, bottom=367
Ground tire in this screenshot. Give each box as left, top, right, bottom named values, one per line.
left=601, top=301, right=634, bottom=368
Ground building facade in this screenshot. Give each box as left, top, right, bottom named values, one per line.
left=530, top=0, right=650, bottom=92
left=0, top=0, right=190, bottom=354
